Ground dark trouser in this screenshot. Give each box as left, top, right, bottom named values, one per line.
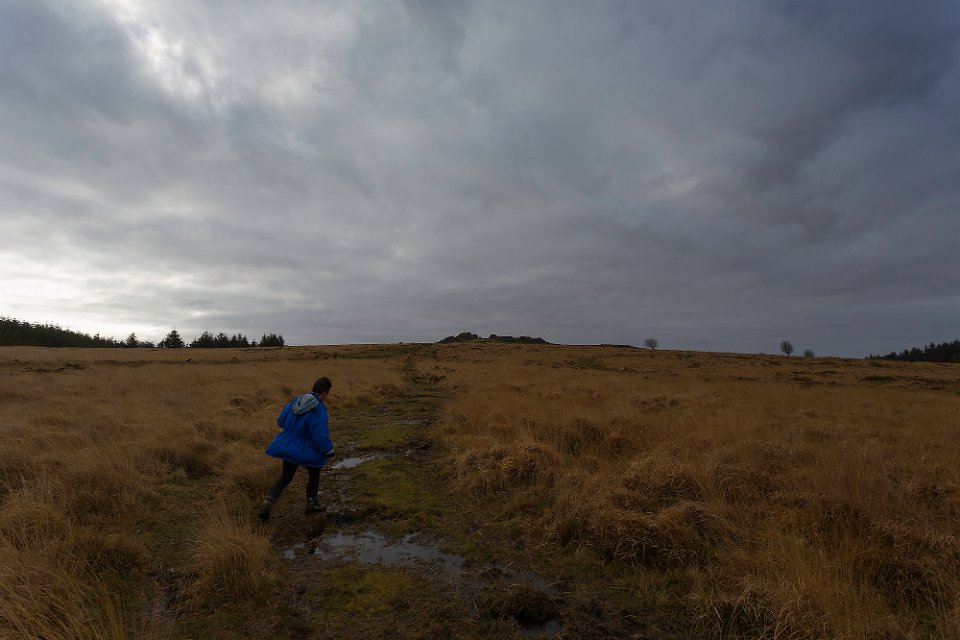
left=267, top=460, right=321, bottom=501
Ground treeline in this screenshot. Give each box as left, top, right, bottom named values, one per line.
left=437, top=331, right=550, bottom=345
left=1, top=317, right=122, bottom=347
left=868, top=339, right=960, bottom=363
left=172, top=330, right=285, bottom=349
left=0, top=317, right=285, bottom=349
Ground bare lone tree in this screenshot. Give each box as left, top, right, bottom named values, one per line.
left=781, top=340, right=794, bottom=356
left=644, top=338, right=658, bottom=350
left=803, top=349, right=815, bottom=357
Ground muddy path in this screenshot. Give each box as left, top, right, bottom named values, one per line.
left=259, top=357, right=574, bottom=639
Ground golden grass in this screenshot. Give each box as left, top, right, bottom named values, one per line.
left=429, top=344, right=960, bottom=638
left=2, top=343, right=958, bottom=638
left=0, top=345, right=403, bottom=638
left=185, top=497, right=274, bottom=603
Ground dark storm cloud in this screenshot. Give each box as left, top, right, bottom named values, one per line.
left=738, top=1, right=958, bottom=186
left=1, top=0, right=958, bottom=355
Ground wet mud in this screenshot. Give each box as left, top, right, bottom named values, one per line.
left=285, top=529, right=564, bottom=636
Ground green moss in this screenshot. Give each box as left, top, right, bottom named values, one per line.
left=315, top=565, right=416, bottom=618
left=345, top=458, right=442, bottom=532
left=355, top=423, right=417, bottom=450
left=305, top=564, right=504, bottom=639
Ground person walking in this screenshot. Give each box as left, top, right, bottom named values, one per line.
left=257, top=377, right=335, bottom=522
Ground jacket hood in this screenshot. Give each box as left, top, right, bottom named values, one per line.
left=291, top=392, right=320, bottom=416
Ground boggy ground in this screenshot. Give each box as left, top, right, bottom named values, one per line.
left=1, top=344, right=959, bottom=639
left=258, top=358, right=601, bottom=639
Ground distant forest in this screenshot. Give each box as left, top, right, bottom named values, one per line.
left=0, top=317, right=285, bottom=348
left=868, top=339, right=960, bottom=363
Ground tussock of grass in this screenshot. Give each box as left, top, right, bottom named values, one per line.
left=217, top=441, right=275, bottom=496
left=186, top=498, right=274, bottom=604
left=476, top=582, right=559, bottom=626
left=0, top=490, right=140, bottom=640
left=0, top=553, right=128, bottom=640
left=548, top=479, right=731, bottom=569
left=65, top=445, right=147, bottom=519
left=453, top=440, right=559, bottom=495
left=145, top=437, right=219, bottom=479
left=0, top=487, right=73, bottom=550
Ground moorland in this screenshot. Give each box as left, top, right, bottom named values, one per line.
left=1, top=343, right=958, bottom=639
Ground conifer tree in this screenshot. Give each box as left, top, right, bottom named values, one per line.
left=158, top=329, right=185, bottom=348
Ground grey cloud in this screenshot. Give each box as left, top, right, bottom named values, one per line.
left=739, top=1, right=960, bottom=189
left=0, top=2, right=139, bottom=121
left=1, top=0, right=958, bottom=356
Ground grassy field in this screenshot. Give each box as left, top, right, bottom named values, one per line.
left=1, top=343, right=958, bottom=639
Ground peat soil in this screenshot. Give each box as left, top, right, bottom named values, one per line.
left=258, top=356, right=658, bottom=639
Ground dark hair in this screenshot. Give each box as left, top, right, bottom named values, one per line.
left=312, top=377, right=332, bottom=394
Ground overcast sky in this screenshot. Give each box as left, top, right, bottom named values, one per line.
left=2, top=1, right=958, bottom=356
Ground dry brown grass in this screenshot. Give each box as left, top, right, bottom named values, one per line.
left=185, top=497, right=274, bottom=603
left=0, top=345, right=403, bottom=638
left=3, top=343, right=958, bottom=638
left=428, top=343, right=960, bottom=639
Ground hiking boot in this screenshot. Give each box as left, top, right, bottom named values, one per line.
left=304, top=498, right=326, bottom=514
left=256, top=498, right=274, bottom=522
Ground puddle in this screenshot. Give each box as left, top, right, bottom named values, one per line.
left=312, top=531, right=465, bottom=572
left=307, top=531, right=559, bottom=595
left=305, top=530, right=564, bottom=636
left=282, top=543, right=305, bottom=560
left=330, top=454, right=384, bottom=470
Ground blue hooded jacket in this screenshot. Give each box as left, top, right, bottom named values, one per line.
left=264, top=392, right=334, bottom=467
